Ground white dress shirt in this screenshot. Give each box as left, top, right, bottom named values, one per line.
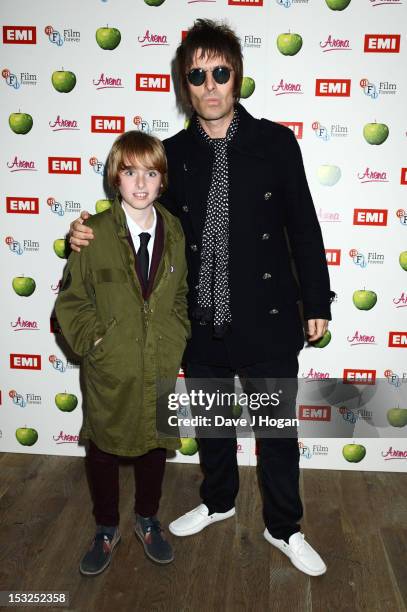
left=122, top=203, right=157, bottom=274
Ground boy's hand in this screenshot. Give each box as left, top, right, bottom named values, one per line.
left=69, top=211, right=94, bottom=252
left=306, top=319, right=328, bottom=342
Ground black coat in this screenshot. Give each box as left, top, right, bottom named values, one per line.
left=161, top=104, right=334, bottom=368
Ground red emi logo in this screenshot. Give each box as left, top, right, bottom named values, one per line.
left=364, top=34, right=400, bottom=53
left=91, top=116, right=125, bottom=133
left=353, top=208, right=388, bottom=226
left=3, top=26, right=36, bottom=44
left=228, top=0, right=263, bottom=5
left=315, top=79, right=351, bottom=97
left=278, top=121, right=303, bottom=139
left=325, top=249, right=341, bottom=266
left=343, top=369, right=376, bottom=384
left=10, top=353, right=41, bottom=370
left=6, top=197, right=39, bottom=214
left=401, top=168, right=407, bottom=185
left=48, top=157, right=81, bottom=174
left=388, top=332, right=407, bottom=347
left=136, top=74, right=170, bottom=92
left=299, top=405, right=331, bottom=421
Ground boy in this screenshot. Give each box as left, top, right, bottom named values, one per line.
left=55, top=130, right=190, bottom=575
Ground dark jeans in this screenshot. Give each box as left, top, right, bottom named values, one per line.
left=184, top=354, right=303, bottom=541
left=86, top=440, right=167, bottom=526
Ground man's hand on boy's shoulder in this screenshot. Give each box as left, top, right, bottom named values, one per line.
left=69, top=210, right=94, bottom=252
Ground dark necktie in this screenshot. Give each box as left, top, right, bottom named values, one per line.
left=137, top=232, right=151, bottom=287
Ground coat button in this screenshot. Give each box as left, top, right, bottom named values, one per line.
left=262, top=273, right=272, bottom=280
left=261, top=233, right=270, bottom=240
left=269, top=308, right=279, bottom=315
left=264, top=192, right=272, bottom=200
left=182, top=205, right=189, bottom=213
left=190, top=244, right=198, bottom=252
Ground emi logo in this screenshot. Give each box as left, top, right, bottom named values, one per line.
left=10, top=353, right=41, bottom=370
left=353, top=209, right=387, bottom=226
left=91, top=116, right=125, bottom=133
left=48, top=157, right=81, bottom=174
left=364, top=34, right=400, bottom=53
left=6, top=197, right=39, bottom=214
left=315, top=79, right=351, bottom=97
left=388, top=332, right=407, bottom=348
left=325, top=249, right=341, bottom=265
left=3, top=26, right=36, bottom=44
left=135, top=74, right=170, bottom=92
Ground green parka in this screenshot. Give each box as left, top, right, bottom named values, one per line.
left=55, top=198, right=190, bottom=457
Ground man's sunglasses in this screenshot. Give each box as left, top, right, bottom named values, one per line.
left=186, top=66, right=233, bottom=87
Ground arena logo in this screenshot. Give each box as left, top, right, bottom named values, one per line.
left=349, top=248, right=384, bottom=268
left=353, top=208, right=388, bottom=226
left=401, top=168, right=407, bottom=185
left=302, top=367, right=330, bottom=380
left=7, top=156, right=37, bottom=173
left=370, top=0, right=401, bottom=5
left=360, top=78, right=397, bottom=99
left=347, top=331, right=377, bottom=347
left=277, top=121, right=303, bottom=139
left=364, top=34, right=400, bottom=53
left=315, top=78, right=351, bottom=97
left=312, top=120, right=349, bottom=141
left=9, top=389, right=41, bottom=407
left=343, top=368, right=376, bottom=384
left=93, top=73, right=124, bottom=90
left=3, top=26, right=36, bottom=44
left=381, top=446, right=407, bottom=460
left=299, top=405, right=331, bottom=421
left=357, top=167, right=388, bottom=183
left=4, top=236, right=39, bottom=255
left=6, top=197, right=39, bottom=214
left=272, top=79, right=303, bottom=96
left=2, top=67, right=37, bottom=89
left=47, top=196, right=81, bottom=216
left=228, top=0, right=263, bottom=5
left=338, top=406, right=373, bottom=424
left=51, top=280, right=62, bottom=294
left=318, top=209, right=341, bottom=223
left=91, top=115, right=125, bottom=133
left=10, top=316, right=40, bottom=332
left=137, top=30, right=169, bottom=47
left=89, top=157, right=105, bottom=176
left=243, top=34, right=262, bottom=48
left=136, top=74, right=170, bottom=92
left=393, top=292, right=407, bottom=308
left=388, top=331, right=407, bottom=348
left=10, top=353, right=41, bottom=370
left=325, top=249, right=341, bottom=265
left=53, top=431, right=80, bottom=444
left=48, top=157, right=81, bottom=175
left=320, top=35, right=351, bottom=53
left=44, top=25, right=80, bottom=45
left=396, top=209, right=407, bottom=226
left=384, top=369, right=407, bottom=387
left=49, top=115, right=79, bottom=132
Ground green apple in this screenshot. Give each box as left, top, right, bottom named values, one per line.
left=95, top=199, right=113, bottom=213
left=95, top=27, right=121, bottom=50
left=387, top=408, right=407, bottom=428
left=317, top=165, right=341, bottom=187
left=53, top=238, right=67, bottom=259
left=240, top=77, right=255, bottom=99
left=325, top=0, right=351, bottom=9
left=55, top=393, right=78, bottom=412
left=9, top=112, right=33, bottom=135
left=51, top=70, right=76, bottom=93
left=12, top=276, right=36, bottom=297
left=277, top=33, right=303, bottom=56
left=342, top=443, right=366, bottom=463
left=311, top=330, right=331, bottom=348
left=179, top=437, right=198, bottom=456
left=15, top=427, right=38, bottom=446
left=144, top=0, right=166, bottom=5
left=363, top=122, right=389, bottom=145
left=352, top=290, right=377, bottom=311
left=399, top=251, right=407, bottom=271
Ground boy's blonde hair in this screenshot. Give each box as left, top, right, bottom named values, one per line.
left=106, top=130, right=168, bottom=194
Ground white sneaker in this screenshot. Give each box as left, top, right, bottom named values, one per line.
left=169, top=503, right=235, bottom=537
left=264, top=529, right=327, bottom=576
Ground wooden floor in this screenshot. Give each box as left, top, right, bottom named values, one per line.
left=0, top=453, right=406, bottom=612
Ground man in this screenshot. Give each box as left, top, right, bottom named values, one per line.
left=69, top=19, right=334, bottom=576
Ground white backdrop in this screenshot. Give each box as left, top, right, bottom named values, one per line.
left=1, top=0, right=406, bottom=472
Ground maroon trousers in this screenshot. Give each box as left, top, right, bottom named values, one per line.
left=86, top=440, right=167, bottom=526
